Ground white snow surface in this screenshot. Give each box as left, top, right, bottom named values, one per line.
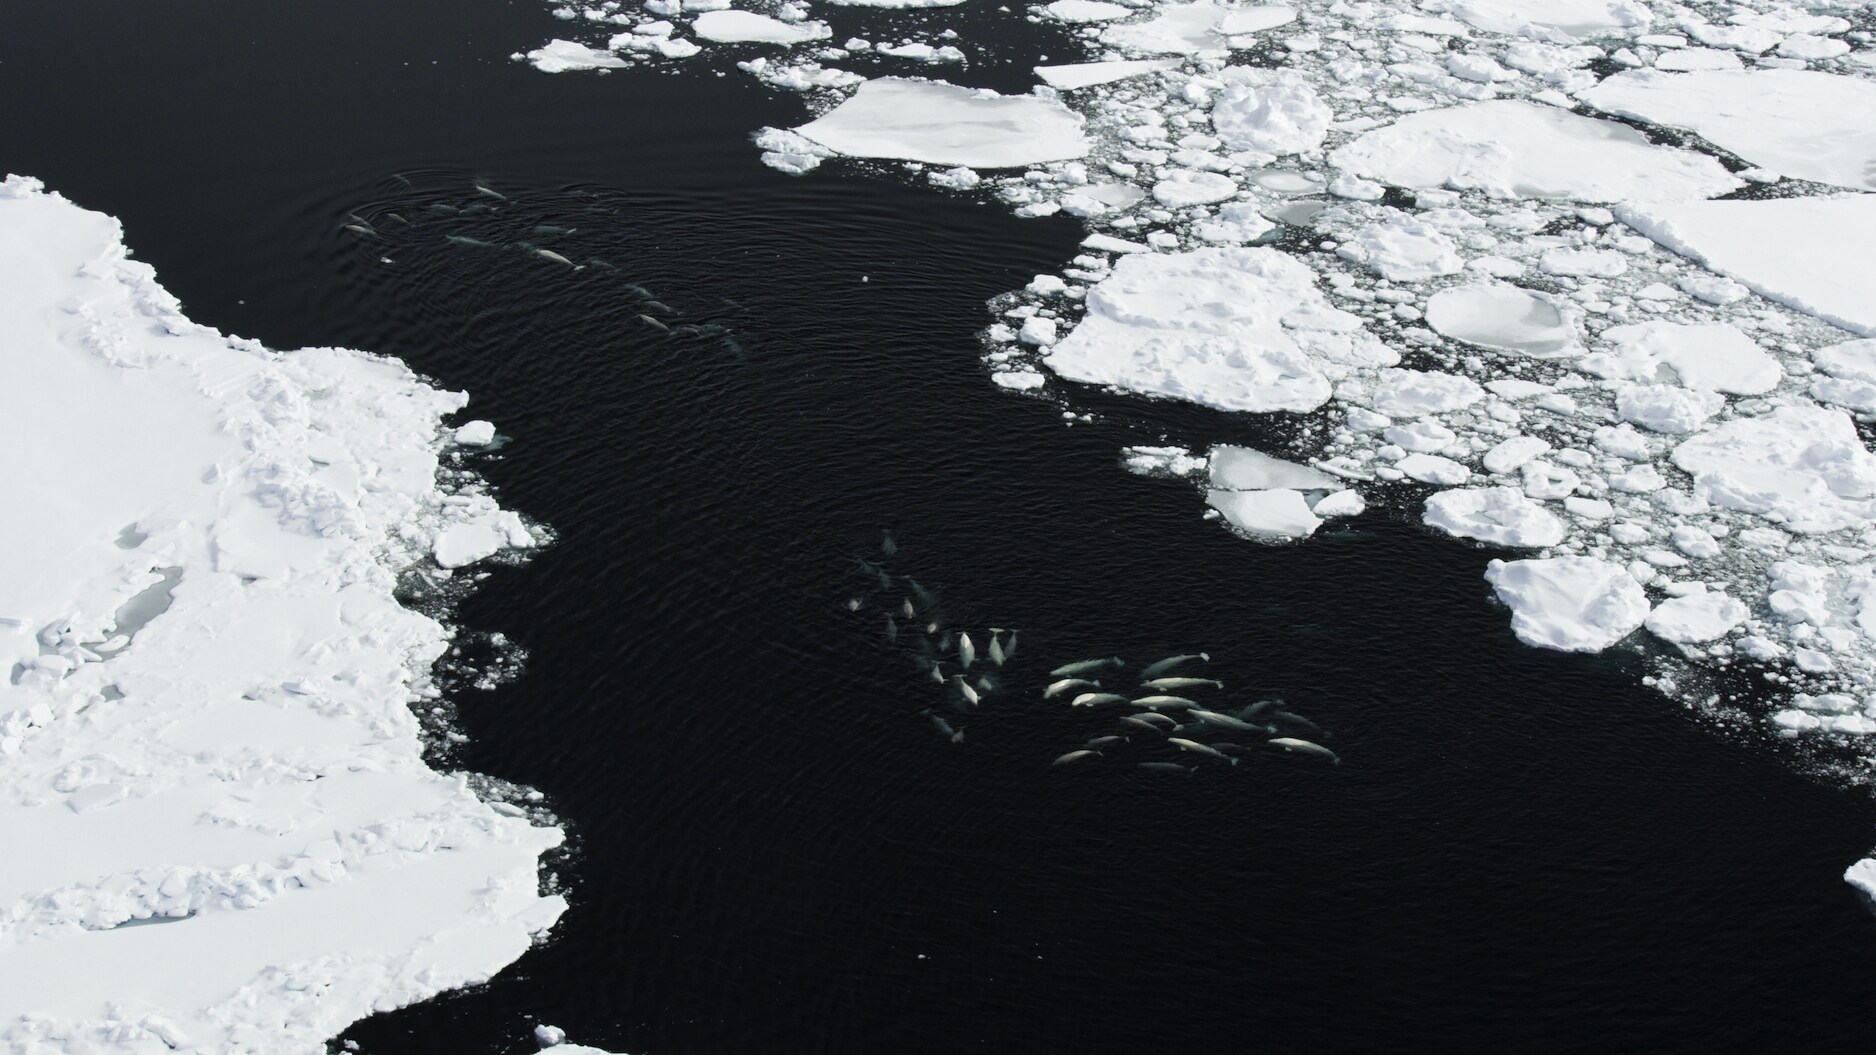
left=1485, top=557, right=1650, bottom=653
left=1579, top=70, right=1876, bottom=193
left=1042, top=247, right=1397, bottom=412
left=1424, top=487, right=1567, bottom=547
left=1036, top=59, right=1177, bottom=90
left=794, top=77, right=1088, bottom=168
left=1580, top=321, right=1782, bottom=395
left=1616, top=195, right=1876, bottom=336
left=1328, top=101, right=1741, bottom=203
left=1425, top=285, right=1578, bottom=357
left=0, top=176, right=560, bottom=1053
left=692, top=10, right=830, bottom=43
left=1450, top=0, right=1650, bottom=38
left=1670, top=405, right=1876, bottom=535
left=1206, top=488, right=1322, bottom=538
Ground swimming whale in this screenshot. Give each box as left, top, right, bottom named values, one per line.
left=1191, top=709, right=1262, bottom=733
left=1043, top=678, right=1099, bottom=699
left=1132, top=695, right=1200, bottom=710
left=1272, top=711, right=1328, bottom=737
left=1119, top=715, right=1165, bottom=733
left=1053, top=749, right=1101, bottom=766
left=474, top=184, right=507, bottom=200
left=959, top=633, right=976, bottom=669
left=1126, top=712, right=1177, bottom=729
left=881, top=529, right=897, bottom=556
left=926, top=710, right=964, bottom=743
left=343, top=223, right=376, bottom=237
left=639, top=314, right=671, bottom=332
left=1085, top=735, right=1126, bottom=748
left=1070, top=692, right=1130, bottom=708
left=534, top=249, right=576, bottom=267
left=1168, top=738, right=1236, bottom=764
left=951, top=676, right=980, bottom=706
left=1140, top=677, right=1223, bottom=692
left=1051, top=657, right=1124, bottom=677
left=988, top=634, right=1006, bottom=666
left=1269, top=737, right=1339, bottom=764
left=1136, top=762, right=1194, bottom=773
left=1138, top=653, right=1209, bottom=680
left=902, top=598, right=916, bottom=619
left=885, top=617, right=898, bottom=643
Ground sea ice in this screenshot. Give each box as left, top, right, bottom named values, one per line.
left=1578, top=321, right=1782, bottom=395
left=1579, top=70, right=1876, bottom=192
left=1424, top=487, right=1566, bottom=547
left=692, top=10, right=831, bottom=43
left=1485, top=556, right=1650, bottom=653
left=1645, top=589, right=1748, bottom=644
left=1208, top=69, right=1331, bottom=156
left=1043, top=247, right=1397, bottom=413
left=1101, top=0, right=1233, bottom=55
left=1042, top=0, right=1132, bottom=22
left=793, top=77, right=1088, bottom=168
left=1206, top=488, right=1322, bottom=539
left=525, top=38, right=628, bottom=72
left=1366, top=368, right=1484, bottom=417
left=1424, top=284, right=1579, bottom=357
left=1671, top=405, right=1876, bottom=534
left=1449, top=0, right=1650, bottom=38
left=0, top=176, right=560, bottom=1052
left=1334, top=218, right=1462, bottom=282
left=1035, top=59, right=1176, bottom=90
left=1328, top=101, right=1741, bottom=202
left=1152, top=170, right=1238, bottom=207
left=1616, top=195, right=1876, bottom=336
left=1208, top=446, right=1338, bottom=491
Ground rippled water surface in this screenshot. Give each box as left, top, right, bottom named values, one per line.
left=7, top=2, right=1876, bottom=1052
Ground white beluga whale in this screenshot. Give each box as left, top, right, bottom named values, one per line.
left=1043, top=677, right=1100, bottom=699
left=1133, top=695, right=1199, bottom=710
left=959, top=632, right=976, bottom=669
left=1051, top=657, right=1124, bottom=677
left=1070, top=692, right=1130, bottom=708
left=1168, top=738, right=1236, bottom=765
left=1141, top=677, right=1222, bottom=692
left=1269, top=737, right=1339, bottom=764
left=1139, top=653, right=1209, bottom=680
left=1053, top=749, right=1102, bottom=766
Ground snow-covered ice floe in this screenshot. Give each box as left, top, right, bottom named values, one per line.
left=0, top=175, right=560, bottom=1052
left=521, top=0, right=1876, bottom=916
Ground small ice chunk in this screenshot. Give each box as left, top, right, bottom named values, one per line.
left=692, top=10, right=830, bottom=43
left=525, top=39, right=628, bottom=73
left=1397, top=453, right=1472, bottom=485
left=1209, top=69, right=1331, bottom=156
left=1152, top=170, right=1239, bottom=207
left=454, top=420, right=497, bottom=446
left=1368, top=369, right=1484, bottom=417
left=1313, top=489, right=1365, bottom=517
left=1123, top=444, right=1206, bottom=476
left=1539, top=247, right=1628, bottom=278
left=1385, top=421, right=1459, bottom=454
left=1579, top=321, right=1781, bottom=395
left=1206, top=488, right=1322, bottom=538
left=1018, top=316, right=1059, bottom=346
left=1484, top=435, right=1550, bottom=475
left=1209, top=446, right=1338, bottom=490
left=435, top=522, right=509, bottom=569
left=1036, top=59, right=1176, bottom=90
left=1336, top=218, right=1463, bottom=281
left=1425, top=284, right=1578, bottom=357
left=1645, top=590, right=1748, bottom=643
left=1451, top=0, right=1651, bottom=38
left=1425, top=487, right=1566, bottom=547
left=794, top=77, right=1087, bottom=168
left=1485, top=556, right=1651, bottom=653
left=1328, top=100, right=1739, bottom=202
left=1812, top=338, right=1876, bottom=384
left=1615, top=384, right=1724, bottom=434
left=1042, top=0, right=1132, bottom=21
left=1671, top=404, right=1876, bottom=533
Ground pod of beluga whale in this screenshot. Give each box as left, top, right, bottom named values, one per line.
left=840, top=537, right=1339, bottom=770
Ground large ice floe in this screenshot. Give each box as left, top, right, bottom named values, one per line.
left=518, top=0, right=1876, bottom=919
left=0, top=175, right=563, bottom=1052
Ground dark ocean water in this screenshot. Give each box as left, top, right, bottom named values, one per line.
left=6, top=2, right=1876, bottom=1053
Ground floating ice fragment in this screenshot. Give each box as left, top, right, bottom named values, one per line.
left=1123, top=444, right=1207, bottom=476
left=1335, top=218, right=1462, bottom=282
left=1209, top=69, right=1331, bottom=156
left=1314, top=489, right=1365, bottom=517
left=525, top=39, right=629, bottom=72
left=1671, top=405, right=1876, bottom=534
left=1579, top=321, right=1781, bottom=395
left=1367, top=368, right=1484, bottom=417
left=1615, top=384, right=1723, bottom=435
left=1397, top=453, right=1472, bottom=486
left=1654, top=47, right=1741, bottom=70
left=1450, top=0, right=1651, bottom=38
left=1425, top=284, right=1578, bottom=358
left=1485, top=556, right=1650, bottom=653
left=1811, top=339, right=1876, bottom=384
left=1484, top=435, right=1550, bottom=475
left=1425, top=487, right=1565, bottom=547
left=1616, top=195, right=1876, bottom=336
left=1206, top=488, right=1322, bottom=538
left=1580, top=70, right=1876, bottom=192
left=1102, top=0, right=1233, bottom=56
left=1209, top=446, right=1337, bottom=490
left=794, top=77, right=1087, bottom=168
left=1043, top=247, right=1396, bottom=413
left=692, top=10, right=830, bottom=43
left=1646, top=590, right=1748, bottom=644
left=1152, top=170, right=1238, bottom=207
left=1035, top=59, right=1176, bottom=90
left=454, top=420, right=497, bottom=446
left=1328, top=101, right=1740, bottom=202
left=1042, top=0, right=1132, bottom=22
